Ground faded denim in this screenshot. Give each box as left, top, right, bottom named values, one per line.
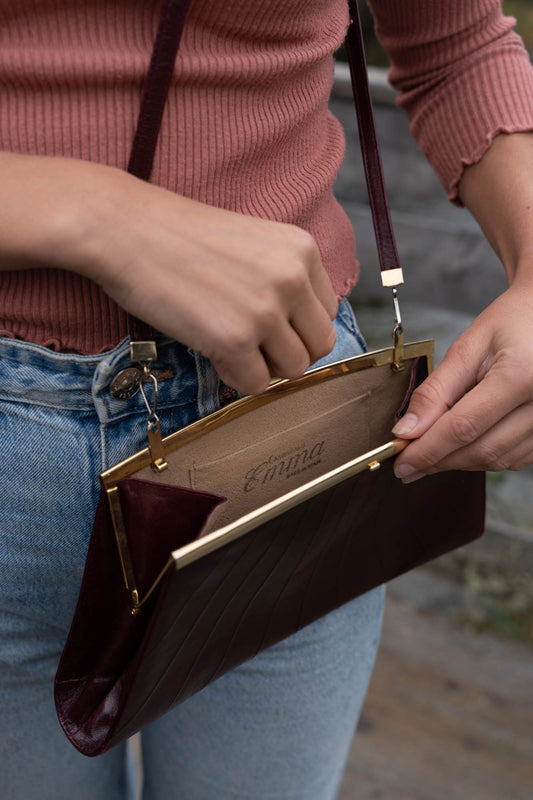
left=0, top=299, right=384, bottom=800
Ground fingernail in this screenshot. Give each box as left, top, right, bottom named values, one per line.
left=401, top=470, right=426, bottom=485
left=394, top=463, right=426, bottom=484
left=392, top=413, right=418, bottom=437
left=393, top=463, right=424, bottom=482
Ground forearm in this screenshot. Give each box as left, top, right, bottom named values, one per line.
left=0, top=150, right=129, bottom=277
left=458, top=132, right=533, bottom=288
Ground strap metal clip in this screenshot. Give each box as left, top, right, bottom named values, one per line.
left=130, top=339, right=168, bottom=472
left=391, top=287, right=405, bottom=372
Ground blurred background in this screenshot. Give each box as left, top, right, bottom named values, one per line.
left=333, top=5, right=533, bottom=798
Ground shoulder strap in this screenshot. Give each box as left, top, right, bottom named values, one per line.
left=127, top=0, right=403, bottom=344
left=127, top=0, right=193, bottom=182
left=345, top=0, right=403, bottom=287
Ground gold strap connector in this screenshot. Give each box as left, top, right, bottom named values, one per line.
left=130, top=340, right=158, bottom=363
left=381, top=268, right=404, bottom=288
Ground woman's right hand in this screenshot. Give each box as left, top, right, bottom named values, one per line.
left=0, top=153, right=338, bottom=395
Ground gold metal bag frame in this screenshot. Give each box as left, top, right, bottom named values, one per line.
left=103, top=338, right=434, bottom=615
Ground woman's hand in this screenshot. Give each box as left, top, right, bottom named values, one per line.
left=94, top=178, right=338, bottom=395
left=0, top=153, right=338, bottom=395
left=392, top=133, right=533, bottom=480
left=392, top=278, right=533, bottom=480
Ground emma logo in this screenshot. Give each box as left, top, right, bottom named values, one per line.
left=243, top=440, right=325, bottom=493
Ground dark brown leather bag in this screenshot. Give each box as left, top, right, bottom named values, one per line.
left=54, top=0, right=485, bottom=756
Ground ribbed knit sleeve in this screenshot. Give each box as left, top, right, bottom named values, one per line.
left=368, top=0, right=533, bottom=203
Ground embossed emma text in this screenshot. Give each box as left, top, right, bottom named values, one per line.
left=243, top=441, right=325, bottom=492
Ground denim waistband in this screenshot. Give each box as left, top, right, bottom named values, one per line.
left=0, top=336, right=208, bottom=425
left=0, top=299, right=364, bottom=428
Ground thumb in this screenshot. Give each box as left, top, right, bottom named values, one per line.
left=391, top=341, right=479, bottom=439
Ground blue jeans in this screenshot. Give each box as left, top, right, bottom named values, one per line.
left=0, top=299, right=384, bottom=800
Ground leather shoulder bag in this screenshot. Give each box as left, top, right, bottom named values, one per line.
left=54, top=0, right=486, bottom=757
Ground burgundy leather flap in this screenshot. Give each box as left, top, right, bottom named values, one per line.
left=118, top=478, right=226, bottom=596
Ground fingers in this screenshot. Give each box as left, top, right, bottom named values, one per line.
left=381, top=272, right=533, bottom=479
left=211, top=351, right=272, bottom=396
left=209, top=233, right=337, bottom=394
left=404, top=400, right=533, bottom=474
left=261, top=324, right=312, bottom=380
left=395, top=368, right=523, bottom=466
left=391, top=336, right=483, bottom=440
left=212, top=307, right=336, bottom=396
left=393, top=345, right=533, bottom=480
left=290, top=296, right=337, bottom=365
left=307, top=252, right=339, bottom=322
left=100, top=187, right=339, bottom=395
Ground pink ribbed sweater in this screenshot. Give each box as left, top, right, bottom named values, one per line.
left=1, top=0, right=533, bottom=353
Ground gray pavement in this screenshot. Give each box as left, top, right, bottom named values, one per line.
left=339, top=566, right=533, bottom=800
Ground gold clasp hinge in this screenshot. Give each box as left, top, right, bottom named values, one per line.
left=106, top=485, right=142, bottom=615
left=106, top=485, right=172, bottom=615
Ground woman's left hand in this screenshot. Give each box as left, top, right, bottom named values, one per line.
left=392, top=277, right=533, bottom=481
left=392, top=132, right=533, bottom=482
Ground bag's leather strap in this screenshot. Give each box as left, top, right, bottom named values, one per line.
left=126, top=0, right=403, bottom=344
left=127, top=0, right=193, bottom=182
left=345, top=0, right=403, bottom=287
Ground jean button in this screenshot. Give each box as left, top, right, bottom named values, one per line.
left=110, top=367, right=143, bottom=400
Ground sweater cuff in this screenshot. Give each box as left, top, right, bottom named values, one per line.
left=403, top=48, right=533, bottom=206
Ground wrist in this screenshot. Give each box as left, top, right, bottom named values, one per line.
left=58, top=162, right=137, bottom=284
left=36, top=158, right=137, bottom=284
left=506, top=257, right=533, bottom=292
